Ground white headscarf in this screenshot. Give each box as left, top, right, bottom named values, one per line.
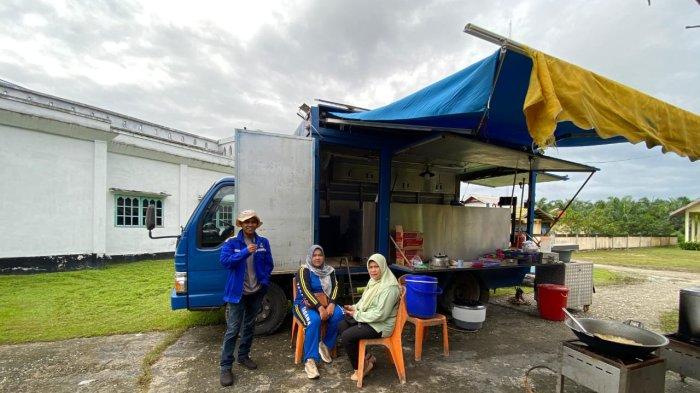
left=304, top=245, right=334, bottom=296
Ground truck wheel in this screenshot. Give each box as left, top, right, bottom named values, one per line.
left=254, top=282, right=288, bottom=336
left=439, top=273, right=490, bottom=311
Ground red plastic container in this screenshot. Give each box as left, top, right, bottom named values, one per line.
left=537, top=284, right=569, bottom=321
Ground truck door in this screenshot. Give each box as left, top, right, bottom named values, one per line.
left=235, top=128, right=315, bottom=274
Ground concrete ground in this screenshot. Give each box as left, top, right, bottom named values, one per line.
left=147, top=304, right=698, bottom=393
left=1, top=305, right=697, bottom=392
left=0, top=332, right=167, bottom=393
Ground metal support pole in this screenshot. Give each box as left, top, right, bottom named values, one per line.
left=376, top=148, right=392, bottom=257
left=463, top=23, right=529, bottom=55
left=526, top=170, right=537, bottom=236
left=313, top=138, right=321, bottom=244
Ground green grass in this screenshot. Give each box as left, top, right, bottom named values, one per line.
left=492, top=267, right=641, bottom=298
left=659, top=309, right=679, bottom=333
left=591, top=267, right=644, bottom=286
left=0, top=259, right=224, bottom=344
left=573, top=246, right=700, bottom=273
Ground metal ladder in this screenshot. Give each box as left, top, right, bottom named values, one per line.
left=342, top=257, right=364, bottom=303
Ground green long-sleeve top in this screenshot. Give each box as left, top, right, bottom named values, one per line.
left=353, top=285, right=400, bottom=337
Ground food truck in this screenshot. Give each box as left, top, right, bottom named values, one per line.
left=148, top=25, right=700, bottom=334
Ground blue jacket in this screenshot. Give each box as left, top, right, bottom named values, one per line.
left=220, top=230, right=274, bottom=303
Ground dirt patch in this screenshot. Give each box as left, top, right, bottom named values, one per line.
left=0, top=332, right=166, bottom=393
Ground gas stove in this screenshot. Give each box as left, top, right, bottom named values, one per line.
left=556, top=340, right=666, bottom=393
left=657, top=333, right=700, bottom=383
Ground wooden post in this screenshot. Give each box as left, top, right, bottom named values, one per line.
left=626, top=235, right=629, bottom=250
left=594, top=234, right=598, bottom=250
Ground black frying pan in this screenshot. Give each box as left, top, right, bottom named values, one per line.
left=564, top=317, right=669, bottom=358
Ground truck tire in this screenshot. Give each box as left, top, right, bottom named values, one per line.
left=254, top=282, right=288, bottom=336
left=439, top=273, right=490, bottom=311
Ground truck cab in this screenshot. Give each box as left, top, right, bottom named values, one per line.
left=166, top=129, right=316, bottom=334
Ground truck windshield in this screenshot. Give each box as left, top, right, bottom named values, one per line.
left=198, top=185, right=236, bottom=249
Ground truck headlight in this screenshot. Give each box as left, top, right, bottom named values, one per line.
left=175, top=271, right=187, bottom=294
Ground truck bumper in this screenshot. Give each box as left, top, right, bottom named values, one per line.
left=170, top=289, right=188, bottom=310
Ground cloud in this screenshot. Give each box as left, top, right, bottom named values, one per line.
left=1, top=0, right=698, bottom=200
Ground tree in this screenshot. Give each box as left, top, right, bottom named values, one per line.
left=536, top=196, right=690, bottom=236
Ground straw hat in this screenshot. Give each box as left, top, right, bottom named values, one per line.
left=236, top=209, right=262, bottom=227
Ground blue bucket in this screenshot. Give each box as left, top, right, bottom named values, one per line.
left=405, top=275, right=442, bottom=318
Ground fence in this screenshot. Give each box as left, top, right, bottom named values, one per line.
left=534, top=235, right=677, bottom=251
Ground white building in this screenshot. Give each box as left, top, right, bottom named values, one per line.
left=0, top=80, right=235, bottom=272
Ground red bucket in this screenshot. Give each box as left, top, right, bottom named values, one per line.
left=537, top=284, right=569, bottom=321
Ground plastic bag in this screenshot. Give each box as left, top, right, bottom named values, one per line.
left=522, top=240, right=538, bottom=252
left=410, top=255, right=423, bottom=267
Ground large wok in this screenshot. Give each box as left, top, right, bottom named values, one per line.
left=564, top=317, right=669, bottom=358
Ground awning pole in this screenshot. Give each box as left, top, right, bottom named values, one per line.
left=509, top=166, right=519, bottom=246
left=463, top=23, right=529, bottom=55
left=542, top=171, right=595, bottom=238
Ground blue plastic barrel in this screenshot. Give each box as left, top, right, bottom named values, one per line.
left=405, top=275, right=442, bottom=318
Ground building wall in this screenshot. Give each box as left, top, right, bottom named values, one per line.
left=0, top=86, right=235, bottom=272
left=105, top=152, right=181, bottom=255
left=0, top=125, right=95, bottom=258
left=0, top=125, right=233, bottom=260
left=104, top=154, right=233, bottom=255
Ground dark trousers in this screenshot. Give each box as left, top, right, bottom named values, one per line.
left=220, top=291, right=264, bottom=370
left=339, top=316, right=381, bottom=370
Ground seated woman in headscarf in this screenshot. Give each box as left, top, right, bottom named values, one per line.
left=339, top=253, right=399, bottom=381
left=292, top=245, right=344, bottom=379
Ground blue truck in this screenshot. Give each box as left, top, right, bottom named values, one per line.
left=146, top=113, right=594, bottom=334
left=144, top=35, right=603, bottom=335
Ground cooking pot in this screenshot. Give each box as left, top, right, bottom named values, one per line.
left=430, top=253, right=449, bottom=268
left=564, top=317, right=669, bottom=358
left=679, top=286, right=700, bottom=343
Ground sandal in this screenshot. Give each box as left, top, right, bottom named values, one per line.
left=350, top=360, right=374, bottom=381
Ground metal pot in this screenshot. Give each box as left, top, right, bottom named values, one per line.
left=679, top=286, right=700, bottom=343
left=430, top=253, right=449, bottom=268
left=564, top=317, right=669, bottom=358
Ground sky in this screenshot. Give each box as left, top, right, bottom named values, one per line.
left=1, top=0, right=699, bottom=202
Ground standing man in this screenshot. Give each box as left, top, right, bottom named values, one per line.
left=219, top=209, right=274, bottom=387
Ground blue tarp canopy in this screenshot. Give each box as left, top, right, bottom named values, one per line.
left=328, top=50, right=626, bottom=149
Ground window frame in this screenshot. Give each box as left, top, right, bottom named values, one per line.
left=197, top=185, right=236, bottom=249
left=114, top=194, right=164, bottom=228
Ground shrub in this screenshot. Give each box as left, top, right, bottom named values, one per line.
left=679, top=242, right=700, bottom=251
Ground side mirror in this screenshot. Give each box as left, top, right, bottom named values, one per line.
left=146, top=204, right=156, bottom=230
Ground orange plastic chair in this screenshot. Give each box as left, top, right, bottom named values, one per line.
left=356, top=286, right=407, bottom=388
left=406, top=313, right=449, bottom=361
left=291, top=278, right=301, bottom=348
left=398, top=276, right=449, bottom=361
left=291, top=277, right=336, bottom=364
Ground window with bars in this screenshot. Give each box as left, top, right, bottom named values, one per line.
left=115, top=195, right=163, bottom=227
left=216, top=204, right=234, bottom=228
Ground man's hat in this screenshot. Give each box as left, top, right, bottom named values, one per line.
left=236, top=209, right=262, bottom=227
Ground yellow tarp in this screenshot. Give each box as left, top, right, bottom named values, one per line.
left=522, top=48, right=700, bottom=161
